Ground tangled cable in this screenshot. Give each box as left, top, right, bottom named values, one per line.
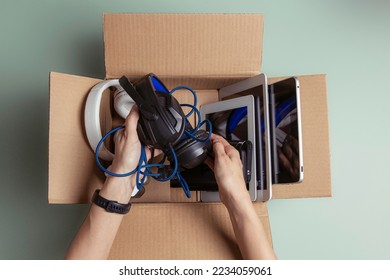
left=94, top=86, right=212, bottom=198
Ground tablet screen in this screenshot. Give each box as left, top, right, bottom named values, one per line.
left=206, top=107, right=248, bottom=141
left=269, top=78, right=301, bottom=183
left=206, top=107, right=249, bottom=189
left=221, top=86, right=266, bottom=191
left=200, top=94, right=257, bottom=201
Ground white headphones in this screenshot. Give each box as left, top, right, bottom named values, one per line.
left=84, top=79, right=135, bottom=161
left=85, top=79, right=144, bottom=197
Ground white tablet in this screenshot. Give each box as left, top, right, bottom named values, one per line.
left=219, top=73, right=272, bottom=201
left=199, top=95, right=257, bottom=202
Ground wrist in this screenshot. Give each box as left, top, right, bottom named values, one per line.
left=100, top=175, right=135, bottom=204
left=221, top=185, right=252, bottom=211
left=91, top=189, right=132, bottom=215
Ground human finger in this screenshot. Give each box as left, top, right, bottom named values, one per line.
left=225, top=145, right=240, bottom=159
left=153, top=148, right=163, bottom=157
left=211, top=133, right=231, bottom=149
left=213, top=140, right=227, bottom=158
left=124, top=105, right=139, bottom=137
left=204, top=156, right=215, bottom=172
left=145, top=147, right=163, bottom=161
left=210, top=133, right=219, bottom=141
left=113, top=129, right=124, bottom=144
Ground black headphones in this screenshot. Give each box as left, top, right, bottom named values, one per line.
left=119, top=73, right=211, bottom=172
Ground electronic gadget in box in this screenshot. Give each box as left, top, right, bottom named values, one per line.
left=199, top=95, right=257, bottom=202
left=219, top=74, right=272, bottom=202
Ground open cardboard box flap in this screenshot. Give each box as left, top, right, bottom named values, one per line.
left=109, top=202, right=270, bottom=259
left=103, top=13, right=263, bottom=89
left=48, top=13, right=331, bottom=259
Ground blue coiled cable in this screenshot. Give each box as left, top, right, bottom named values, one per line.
left=169, top=86, right=197, bottom=118
left=94, top=85, right=211, bottom=198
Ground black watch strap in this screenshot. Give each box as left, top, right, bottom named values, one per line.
left=92, top=189, right=132, bottom=214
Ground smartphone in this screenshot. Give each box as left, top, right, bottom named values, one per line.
left=268, top=77, right=304, bottom=184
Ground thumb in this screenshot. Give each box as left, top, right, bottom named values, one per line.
left=213, top=140, right=226, bottom=158
left=204, top=157, right=215, bottom=172
left=125, top=105, right=139, bottom=137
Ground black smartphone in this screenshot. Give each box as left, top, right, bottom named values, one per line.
left=268, top=77, right=304, bottom=184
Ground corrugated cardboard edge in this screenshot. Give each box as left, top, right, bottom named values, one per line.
left=103, top=13, right=263, bottom=81
left=109, top=202, right=271, bottom=259
left=48, top=72, right=103, bottom=203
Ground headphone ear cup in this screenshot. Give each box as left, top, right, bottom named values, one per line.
left=174, top=130, right=212, bottom=169
left=137, top=91, right=186, bottom=149
left=113, top=88, right=135, bottom=119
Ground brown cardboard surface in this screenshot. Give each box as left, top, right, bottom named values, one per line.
left=109, top=202, right=271, bottom=259
left=49, top=72, right=103, bottom=203
left=269, top=74, right=332, bottom=199
left=103, top=14, right=263, bottom=84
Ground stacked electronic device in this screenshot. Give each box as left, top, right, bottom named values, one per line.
left=174, top=74, right=304, bottom=202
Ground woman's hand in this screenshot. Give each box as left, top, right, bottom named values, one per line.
left=205, top=134, right=250, bottom=206
left=110, top=106, right=143, bottom=176
left=100, top=106, right=153, bottom=203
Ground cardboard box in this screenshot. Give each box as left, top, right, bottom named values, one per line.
left=49, top=14, right=331, bottom=259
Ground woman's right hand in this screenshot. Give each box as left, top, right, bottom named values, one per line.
left=205, top=134, right=250, bottom=206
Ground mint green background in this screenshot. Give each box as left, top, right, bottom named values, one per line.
left=1, top=0, right=389, bottom=259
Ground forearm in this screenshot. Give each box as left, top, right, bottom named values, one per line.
left=65, top=176, right=133, bottom=260
left=65, top=205, right=124, bottom=259
left=225, top=193, right=277, bottom=260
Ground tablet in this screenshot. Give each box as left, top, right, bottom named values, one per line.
left=218, top=74, right=272, bottom=201
left=269, top=77, right=304, bottom=184
left=199, top=95, right=257, bottom=202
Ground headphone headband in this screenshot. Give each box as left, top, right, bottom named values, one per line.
left=85, top=79, right=133, bottom=161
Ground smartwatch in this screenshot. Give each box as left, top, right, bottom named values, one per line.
left=92, top=189, right=132, bottom=214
